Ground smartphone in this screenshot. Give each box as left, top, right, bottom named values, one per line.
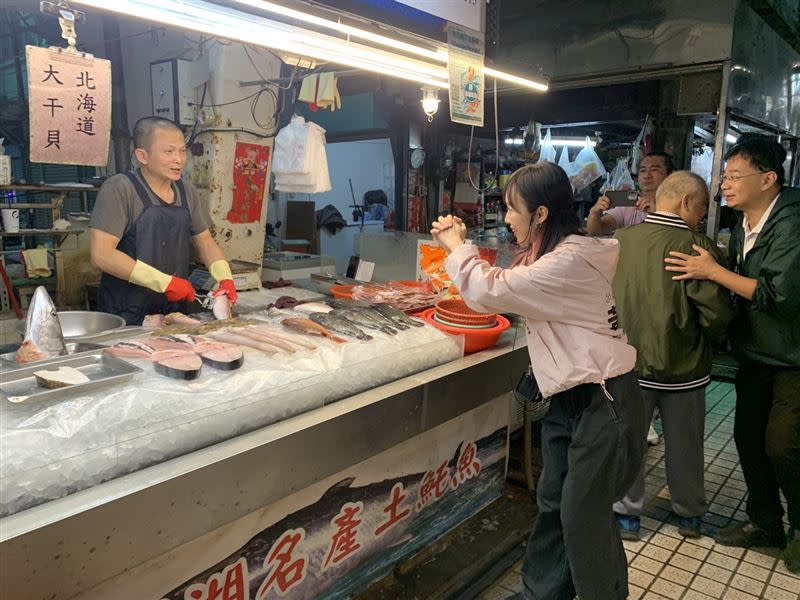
left=606, top=190, right=639, bottom=207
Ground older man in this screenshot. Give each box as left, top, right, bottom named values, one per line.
left=612, top=171, right=733, bottom=540
left=666, top=136, right=800, bottom=573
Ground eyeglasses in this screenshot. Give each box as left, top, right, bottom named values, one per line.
left=720, top=171, right=767, bottom=183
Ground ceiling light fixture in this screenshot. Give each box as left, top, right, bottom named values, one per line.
left=72, top=0, right=547, bottom=93
left=550, top=138, right=597, bottom=147
left=227, top=0, right=550, bottom=92
left=421, top=87, right=440, bottom=122
left=232, top=0, right=450, bottom=63
left=71, top=0, right=449, bottom=89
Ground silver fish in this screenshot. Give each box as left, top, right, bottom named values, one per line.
left=309, top=312, right=372, bottom=341
left=18, top=286, right=67, bottom=361
left=371, top=303, right=424, bottom=328
left=359, top=306, right=409, bottom=330
left=334, top=308, right=397, bottom=335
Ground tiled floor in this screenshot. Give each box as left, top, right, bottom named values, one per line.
left=478, top=381, right=800, bottom=600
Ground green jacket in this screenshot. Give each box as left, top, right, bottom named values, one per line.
left=728, top=186, right=800, bottom=367
left=613, top=213, right=733, bottom=390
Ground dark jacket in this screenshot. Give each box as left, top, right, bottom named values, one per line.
left=728, top=187, right=800, bottom=367
left=613, top=213, right=733, bottom=391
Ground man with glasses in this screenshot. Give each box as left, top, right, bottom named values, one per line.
left=665, top=136, right=800, bottom=573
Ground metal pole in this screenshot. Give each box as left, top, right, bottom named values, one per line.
left=102, top=16, right=131, bottom=173
left=706, top=61, right=731, bottom=241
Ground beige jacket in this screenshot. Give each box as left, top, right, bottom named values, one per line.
left=444, top=235, right=637, bottom=398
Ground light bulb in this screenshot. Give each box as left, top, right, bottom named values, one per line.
left=421, top=88, right=440, bottom=122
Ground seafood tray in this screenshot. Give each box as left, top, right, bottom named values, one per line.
left=0, top=352, right=141, bottom=404
left=0, top=342, right=106, bottom=369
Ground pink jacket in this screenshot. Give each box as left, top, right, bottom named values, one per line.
left=444, top=235, right=637, bottom=398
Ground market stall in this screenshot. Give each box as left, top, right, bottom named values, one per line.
left=0, top=282, right=527, bottom=599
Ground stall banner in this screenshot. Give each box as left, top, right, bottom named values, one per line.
left=129, top=397, right=509, bottom=600
left=26, top=46, right=111, bottom=166
left=447, top=24, right=484, bottom=127
left=228, top=142, right=271, bottom=224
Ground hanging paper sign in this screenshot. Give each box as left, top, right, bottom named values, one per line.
left=447, top=23, right=485, bottom=127
left=228, top=142, right=270, bottom=224
left=26, top=46, right=111, bottom=166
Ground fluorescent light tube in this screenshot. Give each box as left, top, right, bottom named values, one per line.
left=550, top=139, right=596, bottom=147
left=232, top=0, right=450, bottom=63
left=71, top=0, right=449, bottom=88
left=484, top=66, right=549, bottom=92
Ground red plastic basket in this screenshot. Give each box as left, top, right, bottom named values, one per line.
left=421, top=309, right=510, bottom=353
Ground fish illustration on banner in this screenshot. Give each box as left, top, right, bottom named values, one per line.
left=160, top=429, right=507, bottom=600
left=228, top=142, right=270, bottom=224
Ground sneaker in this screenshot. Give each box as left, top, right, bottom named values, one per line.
left=615, top=514, right=641, bottom=541
left=783, top=530, right=800, bottom=574
left=715, top=521, right=786, bottom=549
left=678, top=516, right=703, bottom=538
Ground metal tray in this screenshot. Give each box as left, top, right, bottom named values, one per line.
left=0, top=352, right=142, bottom=404
left=0, top=342, right=106, bottom=369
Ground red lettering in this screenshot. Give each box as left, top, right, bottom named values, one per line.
left=451, top=442, right=482, bottom=490
left=323, top=502, right=363, bottom=570
left=374, top=483, right=411, bottom=537
left=184, top=557, right=248, bottom=600
left=256, top=529, right=307, bottom=598
left=416, top=460, right=450, bottom=511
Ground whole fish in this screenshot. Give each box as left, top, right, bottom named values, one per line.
left=208, top=293, right=232, bottom=320
left=14, top=286, right=67, bottom=363
left=294, top=302, right=334, bottom=314
left=309, top=313, right=372, bottom=341
left=282, top=317, right=347, bottom=343
left=333, top=308, right=397, bottom=336
left=359, top=305, right=409, bottom=330
left=327, top=298, right=369, bottom=309
left=371, top=303, right=425, bottom=328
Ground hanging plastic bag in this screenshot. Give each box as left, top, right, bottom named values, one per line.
left=569, top=137, right=606, bottom=191
left=273, top=116, right=311, bottom=175
left=537, top=129, right=556, bottom=163
left=691, top=146, right=714, bottom=186
left=557, top=146, right=574, bottom=177
left=609, top=157, right=636, bottom=191
left=598, top=172, right=611, bottom=196
left=631, top=115, right=654, bottom=175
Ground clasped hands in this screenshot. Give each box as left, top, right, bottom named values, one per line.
left=430, top=215, right=467, bottom=252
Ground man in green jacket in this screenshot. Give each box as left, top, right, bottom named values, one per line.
left=666, top=136, right=800, bottom=573
left=612, top=171, right=733, bottom=540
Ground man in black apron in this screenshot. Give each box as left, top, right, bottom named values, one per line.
left=90, top=117, right=237, bottom=325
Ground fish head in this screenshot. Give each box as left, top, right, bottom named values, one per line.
left=24, top=286, right=67, bottom=357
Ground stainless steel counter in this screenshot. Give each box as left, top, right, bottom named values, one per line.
left=0, top=327, right=529, bottom=599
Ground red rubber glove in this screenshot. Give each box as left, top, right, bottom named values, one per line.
left=164, top=276, right=196, bottom=302
left=214, top=279, right=238, bottom=304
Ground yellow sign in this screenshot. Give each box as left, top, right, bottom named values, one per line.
left=26, top=46, right=111, bottom=166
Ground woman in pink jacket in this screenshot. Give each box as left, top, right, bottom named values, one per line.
left=432, top=162, right=646, bottom=600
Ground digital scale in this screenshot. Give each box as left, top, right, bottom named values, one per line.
left=188, top=259, right=263, bottom=291
left=261, top=251, right=336, bottom=282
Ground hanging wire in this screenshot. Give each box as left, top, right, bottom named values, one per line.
left=466, top=77, right=500, bottom=192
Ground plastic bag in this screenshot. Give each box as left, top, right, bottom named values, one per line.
left=608, top=157, right=636, bottom=191
left=557, top=146, right=574, bottom=177
left=537, top=129, right=556, bottom=163
left=273, top=117, right=332, bottom=193
left=569, top=137, right=606, bottom=191
left=691, top=146, right=714, bottom=186
left=631, top=115, right=654, bottom=175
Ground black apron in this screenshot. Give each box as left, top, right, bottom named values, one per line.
left=98, top=171, right=193, bottom=326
